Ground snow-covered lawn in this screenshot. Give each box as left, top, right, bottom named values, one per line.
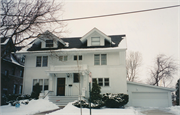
left=47, top=102, right=143, bottom=115
left=0, top=98, right=180, bottom=115
left=0, top=99, right=59, bottom=115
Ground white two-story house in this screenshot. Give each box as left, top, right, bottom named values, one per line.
left=17, top=28, right=174, bottom=107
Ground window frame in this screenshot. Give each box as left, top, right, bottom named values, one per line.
left=73, top=73, right=80, bottom=83
left=59, top=56, right=68, bottom=61
left=91, top=37, right=100, bottom=46
left=20, top=70, right=23, bottom=77
left=46, top=40, right=54, bottom=47
left=94, top=54, right=107, bottom=65
left=92, top=78, right=110, bottom=87
left=74, top=55, right=82, bottom=61
left=36, top=56, right=48, bottom=67
left=32, top=79, right=49, bottom=92
left=104, top=78, right=110, bottom=86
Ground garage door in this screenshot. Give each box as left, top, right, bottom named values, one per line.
left=132, top=92, right=169, bottom=107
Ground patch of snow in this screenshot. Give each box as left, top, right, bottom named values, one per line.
left=167, top=106, right=180, bottom=115
left=0, top=39, right=9, bottom=45
left=17, top=43, right=33, bottom=52
left=118, top=36, right=127, bottom=49
left=48, top=102, right=143, bottom=115
left=65, top=42, right=69, bottom=47
left=0, top=99, right=59, bottom=115
left=10, top=55, right=23, bottom=67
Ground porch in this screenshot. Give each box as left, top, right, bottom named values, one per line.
left=44, top=65, right=90, bottom=106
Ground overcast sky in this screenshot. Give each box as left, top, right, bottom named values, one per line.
left=60, top=0, right=180, bottom=87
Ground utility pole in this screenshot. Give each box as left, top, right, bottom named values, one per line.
left=89, top=72, right=92, bottom=115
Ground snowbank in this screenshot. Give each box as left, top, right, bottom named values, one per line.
left=168, top=106, right=180, bottom=115
left=47, top=102, right=143, bottom=115
left=0, top=99, right=59, bottom=115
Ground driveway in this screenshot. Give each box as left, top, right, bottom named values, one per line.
left=141, top=109, right=175, bottom=115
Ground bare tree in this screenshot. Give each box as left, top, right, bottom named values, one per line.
left=126, top=51, right=142, bottom=82
left=147, top=54, right=178, bottom=87
left=1, top=0, right=66, bottom=57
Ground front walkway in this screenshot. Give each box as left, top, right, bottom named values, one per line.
left=142, top=109, right=175, bottom=115
left=34, top=106, right=64, bottom=115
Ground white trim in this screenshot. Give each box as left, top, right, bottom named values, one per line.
left=80, top=28, right=111, bottom=43
left=127, top=81, right=175, bottom=91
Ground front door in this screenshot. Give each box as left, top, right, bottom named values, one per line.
left=57, top=78, right=65, bottom=96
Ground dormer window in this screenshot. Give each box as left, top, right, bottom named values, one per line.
left=91, top=37, right=100, bottom=46
left=46, top=40, right=53, bottom=47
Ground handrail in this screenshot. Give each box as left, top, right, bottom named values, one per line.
left=43, top=91, right=53, bottom=99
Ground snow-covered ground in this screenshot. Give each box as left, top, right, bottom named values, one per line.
left=47, top=102, right=143, bottom=115
left=0, top=99, right=59, bottom=115
left=0, top=99, right=180, bottom=115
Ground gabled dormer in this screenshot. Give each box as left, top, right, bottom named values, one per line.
left=80, top=28, right=112, bottom=47
left=38, top=30, right=66, bottom=49
left=27, top=30, right=67, bottom=51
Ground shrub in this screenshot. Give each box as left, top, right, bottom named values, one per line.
left=102, top=93, right=129, bottom=108
left=2, top=94, right=32, bottom=106
left=73, top=93, right=129, bottom=108
left=30, top=83, right=41, bottom=99
left=73, top=100, right=89, bottom=108
left=90, top=79, right=102, bottom=103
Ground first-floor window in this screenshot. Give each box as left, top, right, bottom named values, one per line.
left=92, top=78, right=110, bottom=87
left=73, top=73, right=79, bottom=83
left=13, top=84, right=18, bottom=94
left=98, top=78, right=103, bottom=86
left=19, top=85, right=22, bottom=94
left=104, top=78, right=109, bottom=86
left=44, top=79, right=49, bottom=90
left=32, top=79, right=49, bottom=92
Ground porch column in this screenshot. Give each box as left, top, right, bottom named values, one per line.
left=48, top=73, right=53, bottom=91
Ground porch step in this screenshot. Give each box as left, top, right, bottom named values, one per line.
left=48, top=96, right=78, bottom=106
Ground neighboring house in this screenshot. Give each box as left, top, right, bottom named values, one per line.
left=16, top=28, right=174, bottom=107
left=1, top=38, right=25, bottom=100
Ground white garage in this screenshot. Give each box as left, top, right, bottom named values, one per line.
left=127, top=81, right=175, bottom=107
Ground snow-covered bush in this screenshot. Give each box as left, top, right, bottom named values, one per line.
left=72, top=100, right=89, bottom=108
left=73, top=93, right=129, bottom=109
left=102, top=93, right=129, bottom=108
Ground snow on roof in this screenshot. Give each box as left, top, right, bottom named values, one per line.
left=16, top=46, right=126, bottom=54
left=0, top=38, right=9, bottom=45
left=127, top=81, right=175, bottom=91
left=18, top=43, right=34, bottom=52
left=118, top=37, right=127, bottom=49
left=10, top=55, right=24, bottom=67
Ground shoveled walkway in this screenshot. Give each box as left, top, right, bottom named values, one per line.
left=34, top=106, right=64, bottom=115
left=142, top=109, right=175, bottom=115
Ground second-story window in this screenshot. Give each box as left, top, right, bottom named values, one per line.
left=74, top=55, right=82, bottom=61
left=94, top=54, right=107, bottom=65
left=59, top=56, right=68, bottom=61
left=46, top=40, right=53, bottom=47
left=36, top=56, right=48, bottom=67
left=20, top=70, right=23, bottom=77
left=42, top=56, right=48, bottom=67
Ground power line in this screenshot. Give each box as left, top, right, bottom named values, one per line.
left=2, top=4, right=180, bottom=26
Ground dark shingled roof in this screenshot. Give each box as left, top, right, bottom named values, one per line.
left=27, top=35, right=125, bottom=51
